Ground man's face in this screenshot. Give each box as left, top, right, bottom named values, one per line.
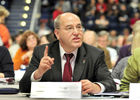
left=98, top=35, right=108, bottom=48
left=83, top=31, right=95, bottom=46
left=55, top=13, right=83, bottom=52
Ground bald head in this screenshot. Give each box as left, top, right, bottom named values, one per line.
left=83, top=30, right=97, bottom=46
left=53, top=12, right=83, bottom=53
left=54, top=12, right=81, bottom=29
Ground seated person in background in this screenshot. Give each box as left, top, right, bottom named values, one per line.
left=115, top=44, right=131, bottom=66
left=13, top=30, right=40, bottom=70
left=9, top=30, right=23, bottom=58
left=83, top=30, right=112, bottom=69
left=97, top=31, right=113, bottom=69
left=120, top=21, right=140, bottom=92
left=111, top=56, right=129, bottom=80
left=0, top=46, right=14, bottom=78
left=0, top=5, right=11, bottom=48
left=95, top=14, right=109, bottom=32
left=112, top=34, right=133, bottom=79
left=114, top=33, right=133, bottom=67
left=40, top=33, right=56, bottom=45
left=83, top=30, right=97, bottom=47
left=19, top=12, right=116, bottom=94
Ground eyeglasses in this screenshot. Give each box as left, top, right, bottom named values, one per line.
left=58, top=25, right=83, bottom=33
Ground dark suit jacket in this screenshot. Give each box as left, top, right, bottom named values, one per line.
left=0, top=46, right=14, bottom=77
left=19, top=40, right=116, bottom=93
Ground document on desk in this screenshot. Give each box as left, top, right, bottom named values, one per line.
left=30, top=82, right=82, bottom=98
left=129, top=83, right=140, bottom=99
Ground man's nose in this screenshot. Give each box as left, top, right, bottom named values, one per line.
left=72, top=27, right=79, bottom=35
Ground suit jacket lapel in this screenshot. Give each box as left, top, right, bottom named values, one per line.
left=73, top=44, right=87, bottom=81
left=48, top=41, right=62, bottom=81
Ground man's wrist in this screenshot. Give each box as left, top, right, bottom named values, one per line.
left=31, top=71, right=41, bottom=81
left=91, top=83, right=101, bottom=94
left=94, top=82, right=105, bottom=93
left=34, top=69, right=43, bottom=80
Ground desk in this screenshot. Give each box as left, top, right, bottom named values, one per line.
left=0, top=93, right=129, bottom=100
left=0, top=83, right=129, bottom=100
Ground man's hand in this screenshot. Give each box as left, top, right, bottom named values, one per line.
left=80, top=80, right=101, bottom=95
left=34, top=46, right=54, bottom=80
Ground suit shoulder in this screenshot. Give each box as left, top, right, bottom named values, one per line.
left=0, top=46, right=9, bottom=54
left=81, top=43, right=105, bottom=62
left=0, top=46, right=7, bottom=51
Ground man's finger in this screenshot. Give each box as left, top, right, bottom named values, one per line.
left=44, top=46, right=48, bottom=56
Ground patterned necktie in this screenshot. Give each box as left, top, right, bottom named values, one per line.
left=63, top=53, right=73, bottom=82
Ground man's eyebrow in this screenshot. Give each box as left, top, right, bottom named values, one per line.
left=65, top=24, right=82, bottom=27
left=65, top=25, right=72, bottom=27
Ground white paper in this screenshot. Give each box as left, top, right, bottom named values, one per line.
left=129, top=83, right=140, bottom=100
left=14, top=70, right=25, bottom=82
left=30, top=82, right=82, bottom=98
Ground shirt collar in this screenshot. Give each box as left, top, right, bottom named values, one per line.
left=59, top=43, right=78, bottom=59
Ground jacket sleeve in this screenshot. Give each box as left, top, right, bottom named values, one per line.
left=19, top=46, right=42, bottom=93
left=0, top=46, right=14, bottom=77
left=94, top=51, right=116, bottom=92
left=120, top=56, right=139, bottom=92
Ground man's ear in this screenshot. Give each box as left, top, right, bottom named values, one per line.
left=54, top=29, right=59, bottom=40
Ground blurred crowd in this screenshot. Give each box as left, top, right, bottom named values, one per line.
left=1, top=0, right=140, bottom=70
left=40, top=0, right=140, bottom=33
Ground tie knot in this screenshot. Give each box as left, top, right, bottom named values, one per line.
left=64, top=53, right=73, bottom=61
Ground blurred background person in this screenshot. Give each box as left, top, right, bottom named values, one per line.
left=0, top=36, right=3, bottom=46
left=38, top=22, right=51, bottom=37
left=83, top=30, right=97, bottom=47
left=52, top=3, right=63, bottom=20
left=96, top=0, right=107, bottom=14
left=130, top=12, right=140, bottom=28
left=97, top=30, right=118, bottom=69
left=13, top=30, right=40, bottom=70
left=83, top=30, right=112, bottom=69
left=9, top=30, right=23, bottom=58
left=115, top=34, right=133, bottom=66
left=116, top=35, right=124, bottom=49
left=0, top=5, right=11, bottom=48
left=95, top=14, right=109, bottom=32
left=120, top=21, right=140, bottom=92
left=112, top=34, right=133, bottom=80
left=0, top=46, right=14, bottom=78
left=40, top=32, right=56, bottom=45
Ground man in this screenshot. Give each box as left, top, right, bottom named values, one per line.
left=19, top=12, right=116, bottom=94
left=97, top=31, right=112, bottom=69
left=97, top=30, right=119, bottom=68
left=83, top=30, right=111, bottom=69
left=83, top=30, right=97, bottom=47
left=0, top=46, right=14, bottom=78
